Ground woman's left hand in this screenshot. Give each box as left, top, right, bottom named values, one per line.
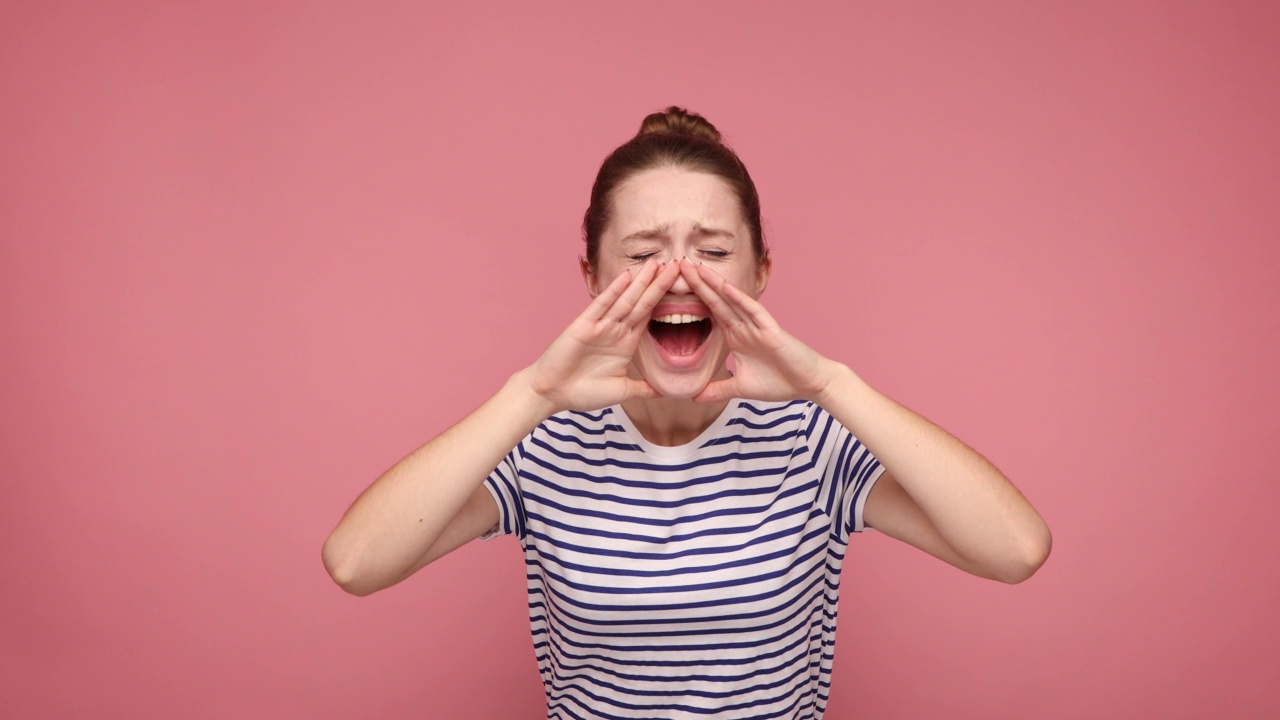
left=678, top=258, right=838, bottom=405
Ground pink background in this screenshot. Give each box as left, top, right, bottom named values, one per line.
left=3, top=1, right=1278, bottom=717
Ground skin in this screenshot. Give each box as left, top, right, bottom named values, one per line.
left=322, top=166, right=1052, bottom=597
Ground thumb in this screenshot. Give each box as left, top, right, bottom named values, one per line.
left=622, top=379, right=661, bottom=402
left=693, top=378, right=737, bottom=404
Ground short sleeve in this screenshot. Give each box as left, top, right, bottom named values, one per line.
left=479, top=440, right=527, bottom=540
left=815, top=406, right=886, bottom=543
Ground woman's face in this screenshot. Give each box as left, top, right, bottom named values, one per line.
left=584, top=166, right=771, bottom=399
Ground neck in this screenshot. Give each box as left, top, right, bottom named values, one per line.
left=620, top=367, right=733, bottom=447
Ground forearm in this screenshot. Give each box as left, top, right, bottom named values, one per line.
left=813, top=362, right=1051, bottom=580
left=322, top=368, right=554, bottom=591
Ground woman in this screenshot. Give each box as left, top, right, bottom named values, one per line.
left=323, top=107, right=1051, bottom=719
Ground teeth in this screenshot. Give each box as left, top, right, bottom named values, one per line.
left=652, top=313, right=706, bottom=324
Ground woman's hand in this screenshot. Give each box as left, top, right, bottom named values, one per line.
left=679, top=258, right=838, bottom=405
left=525, top=259, right=682, bottom=413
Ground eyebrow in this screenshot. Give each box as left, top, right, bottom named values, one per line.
left=621, top=223, right=737, bottom=242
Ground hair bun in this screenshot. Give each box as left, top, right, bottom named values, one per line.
left=636, top=106, right=722, bottom=143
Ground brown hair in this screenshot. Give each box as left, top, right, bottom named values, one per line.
left=582, top=106, right=767, bottom=269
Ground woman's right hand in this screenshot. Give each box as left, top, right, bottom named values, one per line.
left=525, top=259, right=680, bottom=413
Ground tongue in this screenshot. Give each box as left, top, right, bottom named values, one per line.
left=650, top=321, right=706, bottom=356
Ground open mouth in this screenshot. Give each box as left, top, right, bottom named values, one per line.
left=648, top=312, right=713, bottom=356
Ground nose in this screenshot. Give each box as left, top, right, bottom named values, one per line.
left=668, top=258, right=693, bottom=295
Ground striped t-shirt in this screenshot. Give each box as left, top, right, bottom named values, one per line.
left=481, top=398, right=885, bottom=720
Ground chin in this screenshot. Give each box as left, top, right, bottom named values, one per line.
left=644, top=373, right=712, bottom=400
left=634, top=337, right=727, bottom=401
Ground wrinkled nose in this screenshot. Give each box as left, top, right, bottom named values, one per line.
left=668, top=260, right=693, bottom=295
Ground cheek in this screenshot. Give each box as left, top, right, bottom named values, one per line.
left=586, top=262, right=624, bottom=296
left=593, top=269, right=624, bottom=296
left=726, top=263, right=763, bottom=296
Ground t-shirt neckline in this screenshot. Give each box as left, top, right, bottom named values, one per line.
left=608, top=400, right=742, bottom=459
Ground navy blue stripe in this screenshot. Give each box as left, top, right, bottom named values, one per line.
left=530, top=548, right=829, bottom=613
left=724, top=411, right=807, bottom=432
left=533, top=524, right=829, bottom=582
left=543, top=414, right=616, bottom=436
left=531, top=580, right=826, bottom=643
left=526, top=568, right=828, bottom=631
left=541, top=430, right=647, bottom=453
left=525, top=510, right=822, bottom=563
left=522, top=450, right=811, bottom=494
left=523, top=499, right=813, bottom=547
left=521, top=478, right=818, bottom=531
left=544, top=652, right=815, bottom=718
left=542, top=607, right=822, bottom=681
left=701, top=427, right=804, bottom=446
left=533, top=538, right=827, bottom=596
left=523, top=465, right=799, bottom=511
left=569, top=407, right=611, bottom=422
left=541, top=616, right=821, bottom=668
left=528, top=432, right=799, bottom=474
left=738, top=399, right=808, bottom=417
left=548, top=658, right=811, bottom=700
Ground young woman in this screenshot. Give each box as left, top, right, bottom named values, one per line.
left=323, top=107, right=1051, bottom=719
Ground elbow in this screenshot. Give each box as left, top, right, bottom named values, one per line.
left=322, top=533, right=380, bottom=597
left=997, top=522, right=1053, bottom=585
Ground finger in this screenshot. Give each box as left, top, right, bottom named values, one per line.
left=621, top=378, right=661, bottom=402
left=582, top=267, right=635, bottom=322
left=693, top=377, right=737, bottom=404
left=625, top=260, right=682, bottom=326
left=679, top=259, right=746, bottom=326
left=708, top=269, right=776, bottom=331
left=602, top=259, right=660, bottom=322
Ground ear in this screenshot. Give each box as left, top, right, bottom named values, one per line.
left=753, top=255, right=772, bottom=298
left=580, top=256, right=600, bottom=297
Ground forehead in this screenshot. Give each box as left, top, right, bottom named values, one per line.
left=607, top=167, right=746, bottom=238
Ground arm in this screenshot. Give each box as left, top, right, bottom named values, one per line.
left=679, top=258, right=1051, bottom=584
left=816, top=364, right=1051, bottom=584
left=321, top=259, right=680, bottom=596
left=321, top=371, right=552, bottom=596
